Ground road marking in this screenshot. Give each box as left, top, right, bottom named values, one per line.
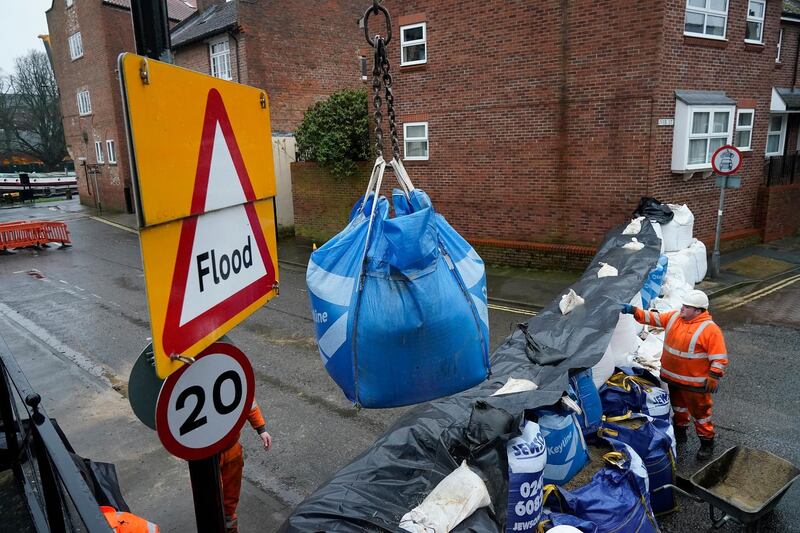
left=717, top=274, right=800, bottom=311
left=0, top=303, right=110, bottom=386
left=90, top=216, right=138, bottom=234
left=91, top=293, right=102, bottom=299
left=74, top=285, right=85, bottom=291
left=59, top=279, right=68, bottom=284
left=487, top=303, right=538, bottom=316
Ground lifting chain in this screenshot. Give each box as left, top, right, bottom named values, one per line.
left=364, top=1, right=400, bottom=162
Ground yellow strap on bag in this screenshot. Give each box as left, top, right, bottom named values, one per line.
left=541, top=484, right=563, bottom=512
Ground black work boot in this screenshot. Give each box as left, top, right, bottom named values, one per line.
left=674, top=425, right=688, bottom=445
left=696, top=438, right=715, bottom=460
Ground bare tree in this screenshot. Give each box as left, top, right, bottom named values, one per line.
left=0, top=51, right=67, bottom=170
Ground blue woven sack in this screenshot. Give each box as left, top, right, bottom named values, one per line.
left=599, top=367, right=671, bottom=423
left=540, top=438, right=659, bottom=533
left=640, top=255, right=668, bottom=308
left=600, top=412, right=677, bottom=515
left=306, top=159, right=490, bottom=408
left=538, top=408, right=588, bottom=486
left=569, top=369, right=603, bottom=438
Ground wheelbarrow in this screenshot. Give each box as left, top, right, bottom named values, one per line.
left=657, top=446, right=799, bottom=532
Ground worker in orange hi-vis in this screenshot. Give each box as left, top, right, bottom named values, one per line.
left=622, top=289, right=728, bottom=461
left=220, top=400, right=272, bottom=533
left=101, top=506, right=160, bottom=532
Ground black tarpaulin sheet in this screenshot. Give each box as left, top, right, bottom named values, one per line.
left=281, top=221, right=661, bottom=533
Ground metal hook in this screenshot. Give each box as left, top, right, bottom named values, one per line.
left=362, top=1, right=391, bottom=47
left=169, top=354, right=195, bottom=365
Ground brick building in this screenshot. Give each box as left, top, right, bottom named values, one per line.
left=170, top=0, right=369, bottom=229
left=357, top=0, right=800, bottom=266
left=45, top=0, right=195, bottom=213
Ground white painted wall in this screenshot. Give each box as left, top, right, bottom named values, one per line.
left=272, top=136, right=296, bottom=230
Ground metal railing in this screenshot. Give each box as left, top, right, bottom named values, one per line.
left=764, top=152, right=800, bottom=186
left=0, top=342, right=111, bottom=532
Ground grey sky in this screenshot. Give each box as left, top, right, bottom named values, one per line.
left=0, top=0, right=52, bottom=77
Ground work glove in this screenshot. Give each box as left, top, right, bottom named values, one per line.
left=705, top=374, right=721, bottom=393
left=621, top=304, right=635, bottom=315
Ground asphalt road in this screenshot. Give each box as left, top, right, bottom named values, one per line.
left=0, top=200, right=798, bottom=532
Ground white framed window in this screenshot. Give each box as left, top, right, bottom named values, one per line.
left=403, top=122, right=428, bottom=160
left=94, top=141, right=104, bottom=164
left=734, top=109, right=754, bottom=150
left=766, top=114, right=787, bottom=156
left=687, top=108, right=732, bottom=167
left=76, top=90, right=91, bottom=116
left=209, top=38, right=232, bottom=80
left=68, top=32, right=83, bottom=60
left=745, top=0, right=765, bottom=43
left=777, top=28, right=783, bottom=62
left=65, top=0, right=74, bottom=7
left=400, top=23, right=427, bottom=66
left=360, top=56, right=368, bottom=81
left=684, top=0, right=728, bottom=39
left=106, top=140, right=116, bottom=164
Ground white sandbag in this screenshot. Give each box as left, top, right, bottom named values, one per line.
left=688, top=239, right=708, bottom=282
left=399, top=461, right=491, bottom=533
left=622, top=216, right=645, bottom=235
left=592, top=315, right=642, bottom=388
left=660, top=204, right=694, bottom=252
left=665, top=248, right=698, bottom=286
left=597, top=262, right=619, bottom=278
left=651, top=222, right=666, bottom=253
left=559, top=289, right=584, bottom=315
left=492, top=378, right=538, bottom=396
left=633, top=330, right=665, bottom=373
left=652, top=290, right=685, bottom=312
left=661, top=265, right=688, bottom=297
left=622, top=238, right=645, bottom=251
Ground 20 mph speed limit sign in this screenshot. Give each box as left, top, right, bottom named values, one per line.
left=156, top=343, right=255, bottom=460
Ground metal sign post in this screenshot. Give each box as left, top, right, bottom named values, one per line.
left=710, top=145, right=743, bottom=279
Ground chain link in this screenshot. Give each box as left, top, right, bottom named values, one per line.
left=371, top=36, right=400, bottom=161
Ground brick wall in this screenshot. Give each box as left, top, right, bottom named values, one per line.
left=756, top=183, right=800, bottom=241
left=291, top=161, right=372, bottom=242
left=47, top=2, right=136, bottom=212
left=237, top=0, right=368, bottom=133
left=355, top=0, right=797, bottom=263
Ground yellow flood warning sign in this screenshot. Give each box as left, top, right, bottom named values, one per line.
left=119, top=54, right=279, bottom=378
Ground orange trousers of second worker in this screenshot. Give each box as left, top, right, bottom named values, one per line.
left=220, top=442, right=245, bottom=521
left=669, top=385, right=714, bottom=439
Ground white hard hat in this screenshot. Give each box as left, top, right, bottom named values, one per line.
left=682, top=289, right=709, bottom=309
left=548, top=526, right=582, bottom=533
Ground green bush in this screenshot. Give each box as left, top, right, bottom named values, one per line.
left=295, top=89, right=371, bottom=179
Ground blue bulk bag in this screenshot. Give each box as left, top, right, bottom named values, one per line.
left=569, top=369, right=603, bottom=438
left=540, top=439, right=659, bottom=533
left=599, top=367, right=672, bottom=423
left=600, top=413, right=677, bottom=515
left=538, top=408, right=588, bottom=486
left=306, top=158, right=490, bottom=408
left=640, top=255, right=668, bottom=308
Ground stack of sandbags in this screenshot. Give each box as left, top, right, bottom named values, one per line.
left=660, top=204, right=694, bottom=252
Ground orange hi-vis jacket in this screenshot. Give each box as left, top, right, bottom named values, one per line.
left=633, top=308, right=728, bottom=391
left=101, top=506, right=159, bottom=533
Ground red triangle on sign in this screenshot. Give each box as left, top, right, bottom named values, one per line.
left=161, top=88, right=275, bottom=357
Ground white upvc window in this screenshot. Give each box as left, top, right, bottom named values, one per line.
left=77, top=90, right=92, bottom=116
left=745, top=0, right=765, bottom=43
left=94, top=141, right=104, bottom=164
left=65, top=0, right=74, bottom=7
left=734, top=109, right=754, bottom=150
left=360, top=56, right=368, bottom=81
left=403, top=122, right=428, bottom=160
left=209, top=38, right=232, bottom=80
left=400, top=23, right=426, bottom=66
left=106, top=140, right=116, bottom=163
left=673, top=101, right=735, bottom=172
left=684, top=0, right=728, bottom=39
left=776, top=28, right=783, bottom=62
left=68, top=32, right=83, bottom=60
left=766, top=114, right=787, bottom=156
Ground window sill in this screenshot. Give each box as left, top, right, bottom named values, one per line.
left=684, top=35, right=728, bottom=49
left=744, top=42, right=764, bottom=52
left=400, top=63, right=427, bottom=73
left=403, top=158, right=429, bottom=162
left=765, top=153, right=782, bottom=158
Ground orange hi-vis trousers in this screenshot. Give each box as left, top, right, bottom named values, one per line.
left=669, top=385, right=714, bottom=439
left=220, top=442, right=245, bottom=521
